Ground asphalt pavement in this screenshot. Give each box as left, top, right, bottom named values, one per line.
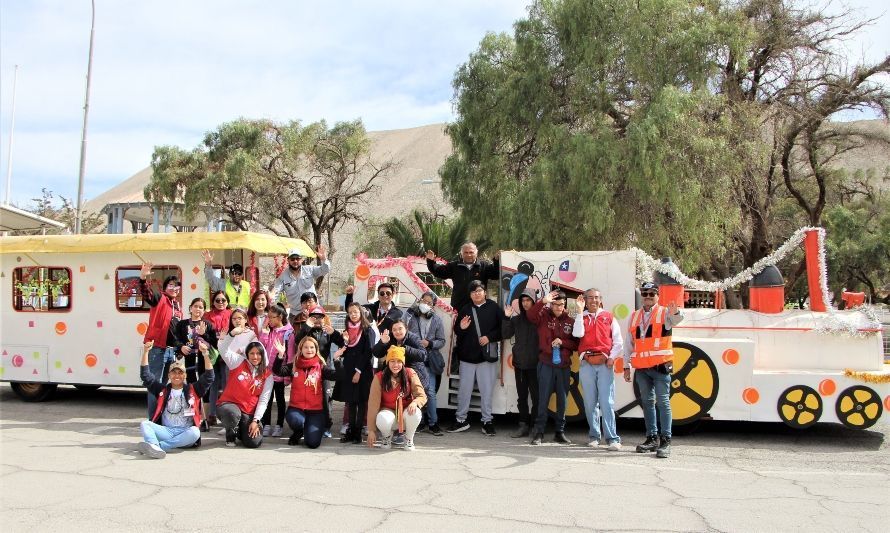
left=1, top=383, right=888, bottom=532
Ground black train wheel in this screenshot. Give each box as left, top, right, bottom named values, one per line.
left=777, top=385, right=822, bottom=429
left=835, top=385, right=883, bottom=429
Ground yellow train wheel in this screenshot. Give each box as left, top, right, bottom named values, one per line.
left=835, top=386, right=883, bottom=430
left=547, top=353, right=586, bottom=422
left=631, top=342, right=719, bottom=426
left=777, top=385, right=822, bottom=429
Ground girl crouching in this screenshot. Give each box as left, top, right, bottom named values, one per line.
left=367, top=346, right=427, bottom=451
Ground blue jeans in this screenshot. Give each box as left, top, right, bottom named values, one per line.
left=635, top=367, right=672, bottom=438
left=579, top=361, right=619, bottom=443
left=140, top=420, right=200, bottom=452
left=535, top=363, right=570, bottom=434
left=423, top=375, right=438, bottom=426
left=285, top=408, right=325, bottom=449
left=145, top=347, right=172, bottom=418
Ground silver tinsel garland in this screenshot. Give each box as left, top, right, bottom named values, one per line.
left=632, top=227, right=881, bottom=337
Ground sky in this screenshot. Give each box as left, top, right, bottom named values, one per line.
left=0, top=0, right=887, bottom=209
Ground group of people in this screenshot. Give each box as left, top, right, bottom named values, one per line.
left=135, top=241, right=683, bottom=461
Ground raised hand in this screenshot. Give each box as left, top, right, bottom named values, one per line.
left=140, top=262, right=153, bottom=280
left=503, top=304, right=514, bottom=317
left=542, top=290, right=559, bottom=305
left=273, top=339, right=286, bottom=357
left=575, top=295, right=585, bottom=313
left=345, top=285, right=355, bottom=295
left=380, top=329, right=391, bottom=344
left=201, top=249, right=213, bottom=265
left=316, top=243, right=328, bottom=262
left=195, top=321, right=207, bottom=336
left=668, top=301, right=679, bottom=315
left=459, top=315, right=472, bottom=330
left=230, top=326, right=244, bottom=336
left=323, top=323, right=335, bottom=335
left=425, top=250, right=436, bottom=260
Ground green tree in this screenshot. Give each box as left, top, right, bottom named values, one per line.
left=146, top=118, right=395, bottom=259
left=442, top=0, right=889, bottom=301
left=383, top=209, right=491, bottom=259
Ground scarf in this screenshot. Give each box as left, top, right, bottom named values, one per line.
left=296, top=356, right=323, bottom=394
left=346, top=321, right=362, bottom=348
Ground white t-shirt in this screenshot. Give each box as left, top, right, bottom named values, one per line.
left=161, top=388, right=191, bottom=428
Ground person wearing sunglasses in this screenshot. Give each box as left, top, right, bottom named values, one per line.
left=201, top=249, right=253, bottom=310
left=626, top=282, right=683, bottom=458
left=139, top=262, right=183, bottom=418
left=269, top=244, right=329, bottom=311
left=345, top=282, right=403, bottom=335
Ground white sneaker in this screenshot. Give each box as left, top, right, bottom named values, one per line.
left=262, top=425, right=271, bottom=437
left=138, top=441, right=166, bottom=459
left=271, top=425, right=283, bottom=437
left=380, top=436, right=392, bottom=450
left=587, top=439, right=600, bottom=448
left=607, top=441, right=622, bottom=451
left=217, top=428, right=226, bottom=436
left=403, top=439, right=415, bottom=451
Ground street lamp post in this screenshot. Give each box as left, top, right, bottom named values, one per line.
left=74, top=0, right=96, bottom=234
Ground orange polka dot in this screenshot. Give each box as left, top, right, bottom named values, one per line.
left=742, top=387, right=759, bottom=404
left=355, top=264, right=371, bottom=281
left=54, top=322, right=67, bottom=335
left=192, top=266, right=200, bottom=275
left=722, top=349, right=739, bottom=365
left=89, top=286, right=95, bottom=292
left=190, top=283, right=197, bottom=290
left=136, top=322, right=148, bottom=336
left=818, top=379, right=836, bottom=396
left=884, top=396, right=890, bottom=411
left=79, top=265, right=86, bottom=272
left=84, top=354, right=98, bottom=367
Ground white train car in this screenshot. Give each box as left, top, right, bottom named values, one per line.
left=353, top=232, right=889, bottom=430
left=0, top=231, right=313, bottom=401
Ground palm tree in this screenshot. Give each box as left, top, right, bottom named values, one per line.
left=383, top=210, right=490, bottom=259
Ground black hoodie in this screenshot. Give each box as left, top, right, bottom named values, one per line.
left=501, top=289, right=540, bottom=370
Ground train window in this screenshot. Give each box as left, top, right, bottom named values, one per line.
left=116, top=265, right=183, bottom=312
left=12, top=267, right=72, bottom=312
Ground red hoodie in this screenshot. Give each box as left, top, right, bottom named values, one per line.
left=528, top=299, right=578, bottom=368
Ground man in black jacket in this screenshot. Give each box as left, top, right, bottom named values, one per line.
left=502, top=289, right=539, bottom=438
left=425, top=242, right=499, bottom=312
left=345, top=282, right=403, bottom=333
left=448, top=280, right=502, bottom=436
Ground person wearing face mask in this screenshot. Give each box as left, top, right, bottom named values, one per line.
left=269, top=245, right=329, bottom=311
left=139, top=262, right=184, bottom=418
left=216, top=340, right=273, bottom=448
left=138, top=340, right=214, bottom=459
left=201, top=249, right=252, bottom=310
left=627, top=282, right=683, bottom=459
left=405, top=291, right=446, bottom=436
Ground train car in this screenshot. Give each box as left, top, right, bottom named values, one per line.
left=0, top=231, right=313, bottom=401
left=352, top=229, right=889, bottom=430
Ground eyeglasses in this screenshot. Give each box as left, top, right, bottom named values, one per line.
left=641, top=292, right=658, bottom=297
left=378, top=291, right=393, bottom=297
left=214, top=299, right=227, bottom=304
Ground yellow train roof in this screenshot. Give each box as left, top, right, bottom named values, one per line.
left=0, top=231, right=315, bottom=257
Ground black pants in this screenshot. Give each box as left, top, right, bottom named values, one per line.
left=262, top=381, right=286, bottom=427
left=217, top=402, right=263, bottom=448
left=346, top=401, right=366, bottom=436
left=514, top=366, right=539, bottom=425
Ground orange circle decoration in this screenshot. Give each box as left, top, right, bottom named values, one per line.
left=354, top=264, right=371, bottom=281
left=742, top=387, right=760, bottom=404
left=54, top=322, right=67, bottom=335
left=884, top=396, right=890, bottom=411
left=136, top=322, right=148, bottom=336
left=84, top=354, right=98, bottom=367
left=722, top=349, right=740, bottom=365
left=89, top=286, right=95, bottom=292
left=818, top=379, right=836, bottom=396
left=190, top=283, right=197, bottom=290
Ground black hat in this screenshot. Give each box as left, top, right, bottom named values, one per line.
left=300, top=291, right=318, bottom=303
left=640, top=282, right=659, bottom=292
left=229, top=263, right=243, bottom=275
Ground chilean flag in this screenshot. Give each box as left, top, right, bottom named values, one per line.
left=558, top=260, right=577, bottom=283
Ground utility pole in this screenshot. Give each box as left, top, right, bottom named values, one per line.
left=74, top=0, right=96, bottom=234
left=4, top=65, right=19, bottom=205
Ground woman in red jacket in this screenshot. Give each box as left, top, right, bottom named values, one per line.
left=273, top=336, right=337, bottom=448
